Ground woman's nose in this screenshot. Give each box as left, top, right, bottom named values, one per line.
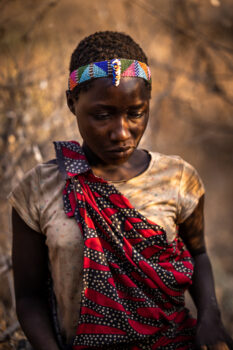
left=110, top=117, right=131, bottom=141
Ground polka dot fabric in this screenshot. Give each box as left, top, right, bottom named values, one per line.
left=54, top=141, right=196, bottom=350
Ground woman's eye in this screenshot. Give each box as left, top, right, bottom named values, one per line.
left=94, top=113, right=111, bottom=120
left=128, top=112, right=144, bottom=119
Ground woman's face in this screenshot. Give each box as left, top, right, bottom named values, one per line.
left=67, top=77, right=150, bottom=166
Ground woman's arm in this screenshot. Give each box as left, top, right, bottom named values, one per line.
left=179, top=195, right=233, bottom=350
left=12, top=208, right=60, bottom=350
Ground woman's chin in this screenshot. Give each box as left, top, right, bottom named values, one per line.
left=104, top=148, right=134, bottom=164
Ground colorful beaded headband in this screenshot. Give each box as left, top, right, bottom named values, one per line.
left=68, top=58, right=151, bottom=91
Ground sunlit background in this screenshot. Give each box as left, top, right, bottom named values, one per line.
left=0, top=0, right=233, bottom=347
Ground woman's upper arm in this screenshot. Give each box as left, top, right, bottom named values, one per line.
left=12, top=207, right=48, bottom=300
left=178, top=194, right=206, bottom=256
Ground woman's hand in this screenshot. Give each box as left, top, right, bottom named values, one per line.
left=179, top=196, right=233, bottom=350
left=195, top=309, right=233, bottom=349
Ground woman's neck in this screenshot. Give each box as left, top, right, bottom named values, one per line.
left=82, top=144, right=151, bottom=182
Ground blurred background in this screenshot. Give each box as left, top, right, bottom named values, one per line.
left=0, top=0, right=233, bottom=348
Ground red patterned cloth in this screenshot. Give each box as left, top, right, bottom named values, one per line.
left=54, top=141, right=196, bottom=350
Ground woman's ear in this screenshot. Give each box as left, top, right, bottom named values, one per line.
left=66, top=90, right=76, bottom=115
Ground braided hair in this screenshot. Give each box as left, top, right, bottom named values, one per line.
left=69, top=31, right=151, bottom=98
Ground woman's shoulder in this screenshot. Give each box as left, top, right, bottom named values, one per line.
left=23, top=159, right=59, bottom=182
left=147, top=150, right=197, bottom=177
left=35, top=159, right=59, bottom=177
left=145, top=150, right=204, bottom=193
left=8, top=160, right=62, bottom=233
left=147, top=150, right=205, bottom=222
left=9, top=159, right=61, bottom=200
left=149, top=150, right=189, bottom=167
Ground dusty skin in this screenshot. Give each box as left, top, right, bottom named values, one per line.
left=1, top=1, right=233, bottom=349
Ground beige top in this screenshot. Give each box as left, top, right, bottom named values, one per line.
left=8, top=151, right=204, bottom=343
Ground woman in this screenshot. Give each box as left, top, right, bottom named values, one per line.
left=9, top=31, right=233, bottom=350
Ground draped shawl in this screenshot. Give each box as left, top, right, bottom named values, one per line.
left=54, top=141, right=196, bottom=350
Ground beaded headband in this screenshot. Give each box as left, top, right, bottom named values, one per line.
left=68, top=58, right=151, bottom=91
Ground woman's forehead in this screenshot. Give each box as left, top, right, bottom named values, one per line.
left=78, top=77, right=150, bottom=105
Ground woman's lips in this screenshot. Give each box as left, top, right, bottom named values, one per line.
left=108, top=146, right=131, bottom=152
left=107, top=146, right=132, bottom=157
